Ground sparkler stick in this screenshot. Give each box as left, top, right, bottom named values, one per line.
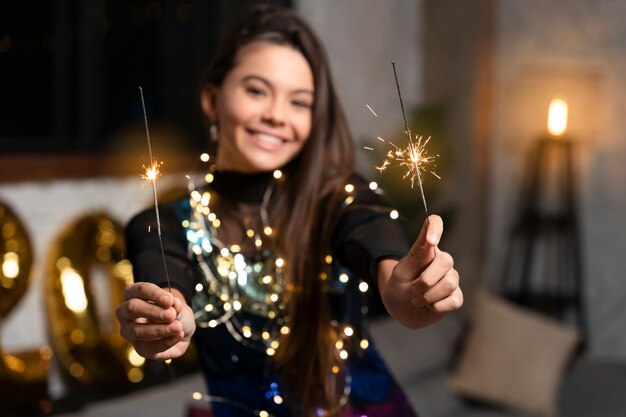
left=392, top=61, right=428, bottom=213
left=139, top=86, right=172, bottom=292
left=364, top=67, right=440, bottom=215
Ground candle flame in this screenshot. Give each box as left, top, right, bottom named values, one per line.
left=547, top=97, right=568, bottom=137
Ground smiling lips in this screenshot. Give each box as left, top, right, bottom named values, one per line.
left=247, top=129, right=289, bottom=151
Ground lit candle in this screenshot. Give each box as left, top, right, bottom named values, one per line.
left=547, top=97, right=568, bottom=137
left=541, top=97, right=571, bottom=213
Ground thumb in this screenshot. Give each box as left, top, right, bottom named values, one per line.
left=407, top=214, right=443, bottom=275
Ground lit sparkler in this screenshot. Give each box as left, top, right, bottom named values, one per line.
left=364, top=62, right=440, bottom=213
left=141, top=160, right=161, bottom=188
left=139, top=86, right=172, bottom=292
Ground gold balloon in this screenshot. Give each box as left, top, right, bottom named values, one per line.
left=45, top=213, right=140, bottom=386
left=0, top=202, right=32, bottom=320
left=0, top=201, right=51, bottom=412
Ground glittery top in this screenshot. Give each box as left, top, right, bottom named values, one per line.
left=125, top=171, right=417, bottom=417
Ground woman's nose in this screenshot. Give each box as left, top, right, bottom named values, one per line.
left=262, top=98, right=286, bottom=126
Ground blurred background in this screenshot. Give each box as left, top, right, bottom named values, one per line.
left=1, top=0, right=625, bottom=416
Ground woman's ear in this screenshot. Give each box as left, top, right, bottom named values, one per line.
left=200, top=84, right=218, bottom=123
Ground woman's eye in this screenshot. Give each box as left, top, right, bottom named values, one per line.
left=246, top=86, right=266, bottom=97
left=292, top=99, right=312, bottom=109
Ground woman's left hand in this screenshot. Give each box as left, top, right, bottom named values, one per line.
left=378, top=214, right=463, bottom=329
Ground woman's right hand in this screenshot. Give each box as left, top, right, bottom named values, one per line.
left=116, top=282, right=196, bottom=360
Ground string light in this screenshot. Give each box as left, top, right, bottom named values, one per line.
left=184, top=169, right=369, bottom=413
left=343, top=326, right=354, bottom=337
left=191, top=392, right=277, bottom=417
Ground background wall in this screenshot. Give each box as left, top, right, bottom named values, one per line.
left=487, top=0, right=626, bottom=361
left=297, top=0, right=423, bottom=170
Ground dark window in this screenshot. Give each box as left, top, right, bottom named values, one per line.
left=0, top=0, right=290, bottom=155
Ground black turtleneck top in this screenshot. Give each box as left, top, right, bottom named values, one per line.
left=124, top=170, right=417, bottom=416
left=125, top=171, right=410, bottom=303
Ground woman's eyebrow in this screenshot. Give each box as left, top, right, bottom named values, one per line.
left=242, top=74, right=271, bottom=87
left=242, top=74, right=314, bottom=95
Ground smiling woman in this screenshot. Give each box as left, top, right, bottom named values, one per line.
left=118, top=4, right=462, bottom=417
left=201, top=41, right=315, bottom=173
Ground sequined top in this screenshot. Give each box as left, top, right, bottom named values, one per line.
left=126, top=171, right=418, bottom=417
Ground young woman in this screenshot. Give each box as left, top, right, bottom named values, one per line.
left=117, top=4, right=462, bottom=417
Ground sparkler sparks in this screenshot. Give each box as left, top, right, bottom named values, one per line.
left=141, top=161, right=162, bottom=187
left=366, top=104, right=378, bottom=118
left=139, top=86, right=172, bottom=292
left=364, top=63, right=440, bottom=213
left=373, top=135, right=439, bottom=185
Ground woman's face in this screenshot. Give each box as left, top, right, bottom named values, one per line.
left=203, top=41, right=315, bottom=173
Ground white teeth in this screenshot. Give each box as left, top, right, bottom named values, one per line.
left=256, top=133, right=282, bottom=145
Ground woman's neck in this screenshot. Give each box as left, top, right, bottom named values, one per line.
left=210, top=170, right=274, bottom=204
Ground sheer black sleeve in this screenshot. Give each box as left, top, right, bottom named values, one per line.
left=332, top=175, right=410, bottom=288
left=124, top=202, right=197, bottom=304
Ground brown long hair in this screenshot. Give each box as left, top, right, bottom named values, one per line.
left=201, top=4, right=355, bottom=415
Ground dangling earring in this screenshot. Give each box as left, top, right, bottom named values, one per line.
left=210, top=124, right=219, bottom=142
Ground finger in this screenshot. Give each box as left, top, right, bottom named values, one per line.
left=170, top=289, right=186, bottom=315
left=132, top=334, right=185, bottom=360
left=405, top=215, right=444, bottom=275
left=121, top=320, right=183, bottom=343
left=116, top=297, right=177, bottom=324
left=428, top=286, right=464, bottom=314
left=410, top=250, right=454, bottom=294
left=417, top=268, right=459, bottom=306
left=424, top=214, right=443, bottom=246
left=123, top=282, right=175, bottom=309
